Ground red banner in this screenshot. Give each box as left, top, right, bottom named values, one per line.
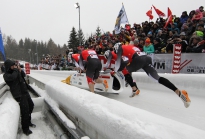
left=25, top=63, right=30, bottom=74
left=172, top=44, right=182, bottom=74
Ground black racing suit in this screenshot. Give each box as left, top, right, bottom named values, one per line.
left=115, top=45, right=178, bottom=92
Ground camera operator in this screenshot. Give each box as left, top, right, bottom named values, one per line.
left=3, top=59, right=35, bottom=136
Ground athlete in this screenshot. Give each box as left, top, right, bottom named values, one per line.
left=113, top=43, right=191, bottom=108
left=71, top=53, right=87, bottom=72
left=104, top=50, right=140, bottom=97
left=71, top=53, right=80, bottom=69
left=79, top=49, right=109, bottom=93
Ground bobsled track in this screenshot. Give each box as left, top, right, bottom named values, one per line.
left=0, top=70, right=205, bottom=139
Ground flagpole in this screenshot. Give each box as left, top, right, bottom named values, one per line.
left=122, top=3, right=129, bottom=24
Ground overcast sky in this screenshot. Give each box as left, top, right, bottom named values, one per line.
left=0, top=0, right=203, bottom=46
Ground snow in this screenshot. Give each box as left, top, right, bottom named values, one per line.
left=18, top=112, right=57, bottom=139
left=1, top=70, right=205, bottom=139
left=30, top=83, right=76, bottom=129
left=0, top=92, right=20, bottom=139
left=45, top=80, right=205, bottom=139
left=81, top=136, right=90, bottom=139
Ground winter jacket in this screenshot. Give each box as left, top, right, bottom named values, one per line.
left=143, top=44, right=155, bottom=54
left=3, top=59, right=28, bottom=99
left=180, top=16, right=189, bottom=24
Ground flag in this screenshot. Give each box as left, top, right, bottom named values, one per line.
left=114, top=4, right=129, bottom=34
left=146, top=7, right=153, bottom=20
left=164, top=7, right=172, bottom=28
left=152, top=5, right=165, bottom=17
left=0, top=28, right=6, bottom=61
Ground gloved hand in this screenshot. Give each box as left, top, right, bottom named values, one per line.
left=110, top=71, right=115, bottom=77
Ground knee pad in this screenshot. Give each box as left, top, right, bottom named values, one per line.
left=86, top=76, right=95, bottom=84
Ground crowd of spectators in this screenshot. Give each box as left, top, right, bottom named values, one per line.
left=40, top=53, right=71, bottom=70
left=39, top=6, right=205, bottom=70
left=81, top=6, right=205, bottom=54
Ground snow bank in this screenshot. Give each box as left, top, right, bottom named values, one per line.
left=30, top=83, right=76, bottom=129
left=46, top=80, right=205, bottom=139
left=0, top=92, right=20, bottom=139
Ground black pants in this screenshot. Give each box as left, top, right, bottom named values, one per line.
left=86, top=58, right=102, bottom=80
left=126, top=55, right=160, bottom=81
left=15, top=93, right=34, bottom=132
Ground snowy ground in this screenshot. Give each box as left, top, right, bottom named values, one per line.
left=17, top=112, right=57, bottom=139
left=1, top=71, right=205, bottom=138
left=29, top=71, right=205, bottom=132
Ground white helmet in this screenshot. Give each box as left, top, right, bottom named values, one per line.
left=104, top=50, right=110, bottom=59
left=114, top=43, right=121, bottom=53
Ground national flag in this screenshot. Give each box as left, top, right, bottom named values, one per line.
left=164, top=7, right=172, bottom=28
left=152, top=5, right=165, bottom=17
left=0, top=28, right=6, bottom=61
left=146, top=7, right=154, bottom=20
left=114, top=4, right=129, bottom=34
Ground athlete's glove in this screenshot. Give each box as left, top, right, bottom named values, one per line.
left=110, top=71, right=116, bottom=77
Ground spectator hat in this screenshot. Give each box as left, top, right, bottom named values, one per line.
left=145, top=38, right=151, bottom=43
left=180, top=32, right=186, bottom=36
left=196, top=31, right=204, bottom=37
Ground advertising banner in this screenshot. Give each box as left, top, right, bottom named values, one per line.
left=172, top=44, right=182, bottom=74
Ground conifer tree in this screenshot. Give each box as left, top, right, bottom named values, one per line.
left=96, top=26, right=102, bottom=37
left=78, top=29, right=85, bottom=46
left=68, top=27, right=78, bottom=49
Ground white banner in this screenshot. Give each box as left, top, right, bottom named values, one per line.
left=99, top=54, right=205, bottom=74
left=152, top=54, right=205, bottom=74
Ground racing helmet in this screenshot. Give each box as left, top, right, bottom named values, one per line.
left=113, top=43, right=121, bottom=54
left=104, top=50, right=110, bottom=59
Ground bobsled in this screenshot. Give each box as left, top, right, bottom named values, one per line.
left=62, top=70, right=126, bottom=94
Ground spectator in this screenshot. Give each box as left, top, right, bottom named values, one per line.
left=199, top=6, right=204, bottom=12
left=186, top=36, right=203, bottom=53
left=168, top=31, right=174, bottom=39
left=166, top=34, right=187, bottom=53
left=3, top=59, right=35, bottom=136
left=189, top=10, right=195, bottom=19
left=139, top=39, right=145, bottom=51
left=168, top=23, right=180, bottom=34
left=193, top=24, right=204, bottom=38
left=180, top=11, right=189, bottom=24
left=147, top=31, right=154, bottom=42
left=66, top=49, right=69, bottom=55
left=143, top=38, right=155, bottom=54
left=179, top=32, right=189, bottom=45
left=153, top=38, right=163, bottom=53
left=133, top=39, right=143, bottom=51
left=192, top=9, right=203, bottom=22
